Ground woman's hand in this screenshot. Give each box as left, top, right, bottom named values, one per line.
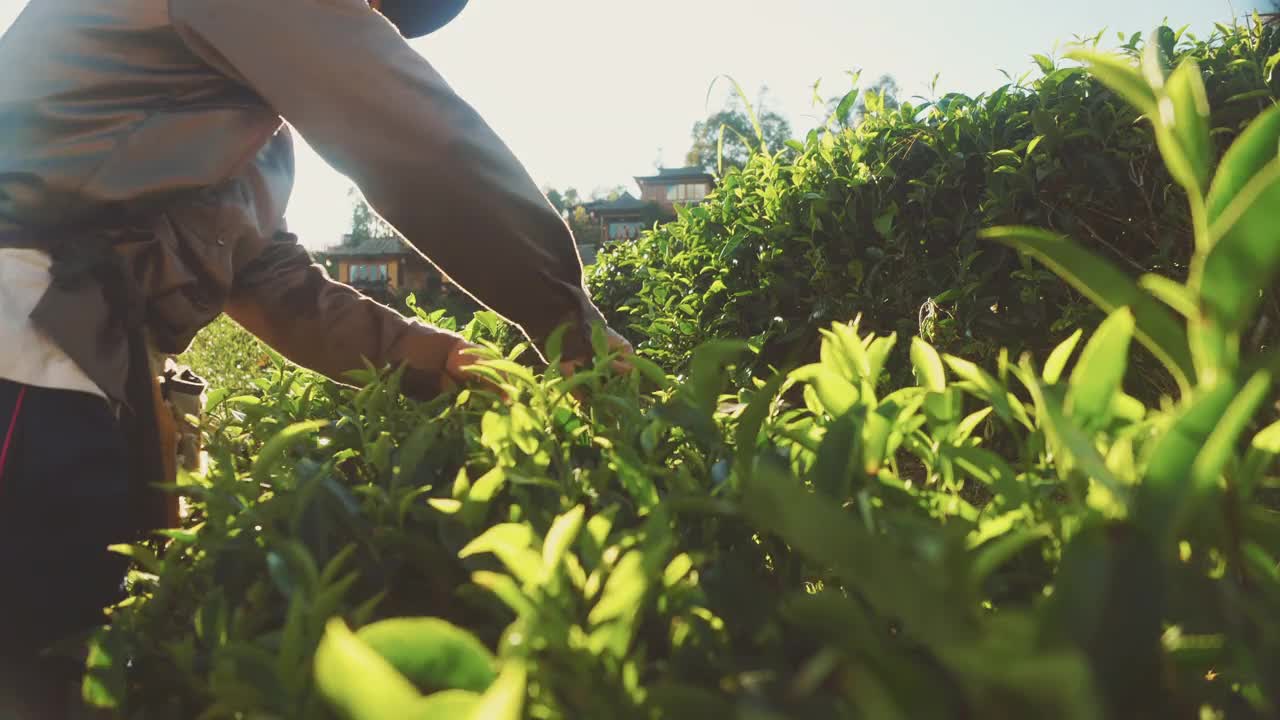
left=559, top=325, right=634, bottom=377
left=442, top=341, right=502, bottom=395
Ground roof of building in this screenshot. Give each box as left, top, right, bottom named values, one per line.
left=583, top=191, right=655, bottom=213
left=321, top=234, right=414, bottom=257
left=634, top=166, right=715, bottom=183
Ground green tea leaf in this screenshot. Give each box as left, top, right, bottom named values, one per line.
left=1163, top=60, right=1211, bottom=195
left=470, top=661, right=527, bottom=720
left=943, top=355, right=1014, bottom=422
left=315, top=618, right=421, bottom=720
left=470, top=571, right=537, bottom=618
left=952, top=406, right=994, bottom=444
left=1017, top=366, right=1128, bottom=505
left=542, top=505, right=587, bottom=577
left=970, top=525, right=1051, bottom=586
left=1135, top=378, right=1239, bottom=543
left=1041, top=521, right=1165, bottom=712
left=107, top=543, right=164, bottom=576
left=356, top=618, right=496, bottom=694
left=1242, top=418, right=1280, bottom=496
left=408, top=690, right=481, bottom=719
left=252, top=420, right=329, bottom=485
left=1206, top=105, right=1280, bottom=226
left=1066, top=308, right=1134, bottom=431
left=811, top=411, right=859, bottom=499
left=791, top=364, right=859, bottom=417
left=734, top=371, right=787, bottom=478
left=588, top=550, right=647, bottom=625
left=1043, top=329, right=1084, bottom=384
left=459, top=524, right=542, bottom=587
left=81, top=628, right=126, bottom=710
left=741, top=460, right=975, bottom=647
left=1067, top=50, right=1158, bottom=116
left=982, top=226, right=1193, bottom=392
left=911, top=336, right=947, bottom=392
left=1202, top=159, right=1280, bottom=334
left=865, top=333, right=898, bottom=390
left=1190, top=369, right=1274, bottom=500
left=1138, top=274, right=1197, bottom=318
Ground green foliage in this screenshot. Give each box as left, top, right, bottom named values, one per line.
left=686, top=84, right=795, bottom=173
left=87, top=22, right=1280, bottom=720
left=178, top=315, right=272, bottom=393
left=589, top=22, right=1280, bottom=401
left=824, top=73, right=902, bottom=128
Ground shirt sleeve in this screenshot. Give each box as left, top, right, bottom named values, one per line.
left=225, top=231, right=465, bottom=400
left=170, top=0, right=606, bottom=361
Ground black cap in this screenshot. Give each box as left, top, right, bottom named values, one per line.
left=378, top=0, right=469, bottom=39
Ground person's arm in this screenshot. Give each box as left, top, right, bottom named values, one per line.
left=171, top=0, right=608, bottom=362
left=225, top=231, right=472, bottom=400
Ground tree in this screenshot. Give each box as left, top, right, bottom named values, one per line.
left=346, top=186, right=394, bottom=244
left=590, top=185, right=628, bottom=202
left=543, top=185, right=605, bottom=246
left=686, top=88, right=794, bottom=173
left=824, top=74, right=901, bottom=128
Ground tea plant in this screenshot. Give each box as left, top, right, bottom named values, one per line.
left=588, top=20, right=1280, bottom=399
left=87, top=24, right=1280, bottom=720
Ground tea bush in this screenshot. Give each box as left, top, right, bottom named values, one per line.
left=587, top=22, right=1280, bottom=399
left=179, top=315, right=271, bottom=394
left=87, top=24, right=1280, bottom=720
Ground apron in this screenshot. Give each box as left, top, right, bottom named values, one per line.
left=0, top=226, right=207, bottom=534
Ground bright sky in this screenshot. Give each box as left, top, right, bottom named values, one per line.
left=0, top=0, right=1263, bottom=250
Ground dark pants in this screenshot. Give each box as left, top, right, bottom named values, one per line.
left=0, top=379, right=135, bottom=719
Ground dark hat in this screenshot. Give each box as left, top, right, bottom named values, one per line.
left=378, top=0, right=469, bottom=39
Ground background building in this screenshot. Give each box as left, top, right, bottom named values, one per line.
left=581, top=166, right=716, bottom=257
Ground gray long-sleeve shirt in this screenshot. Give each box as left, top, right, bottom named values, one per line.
left=0, top=0, right=604, bottom=401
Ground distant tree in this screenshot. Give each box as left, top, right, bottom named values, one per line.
left=590, top=185, right=629, bottom=202
left=346, top=186, right=394, bottom=243
left=543, top=185, right=605, bottom=246
left=825, top=74, right=901, bottom=128
left=545, top=188, right=566, bottom=214
left=567, top=205, right=602, bottom=247
left=686, top=88, right=794, bottom=173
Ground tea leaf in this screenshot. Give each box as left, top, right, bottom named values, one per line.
left=1163, top=60, right=1211, bottom=195
left=811, top=411, right=859, bottom=499
left=982, top=226, right=1193, bottom=392
left=1202, top=159, right=1280, bottom=334
left=911, top=336, right=947, bottom=392
left=1241, top=418, right=1280, bottom=496
left=589, top=550, right=647, bottom=626
left=542, top=505, right=587, bottom=577
left=408, top=690, right=481, bottom=718
left=252, top=420, right=329, bottom=485
left=1043, top=329, right=1084, bottom=384
left=1066, top=308, right=1135, bottom=431
left=315, top=618, right=421, bottom=720
left=1067, top=50, right=1158, bottom=116
left=1135, top=378, right=1239, bottom=543
left=1206, top=105, right=1280, bottom=226
left=459, top=524, right=542, bottom=587
left=471, top=661, right=527, bottom=720
left=1189, top=369, right=1274, bottom=500
left=356, top=618, right=497, bottom=694
left=792, top=363, right=860, bottom=417
left=1138, top=274, right=1197, bottom=318
left=742, top=460, right=975, bottom=647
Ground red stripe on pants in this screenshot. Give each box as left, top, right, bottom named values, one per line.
left=0, top=386, right=27, bottom=490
